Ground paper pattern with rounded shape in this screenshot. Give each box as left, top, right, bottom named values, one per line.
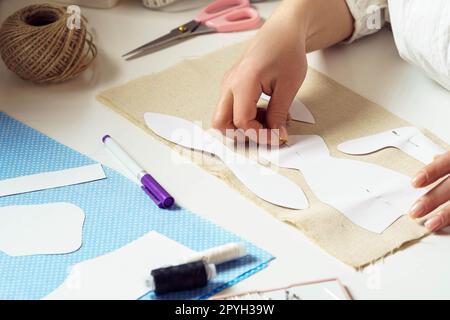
left=261, top=135, right=427, bottom=234
left=144, top=112, right=309, bottom=210
left=44, top=231, right=195, bottom=300
left=0, top=203, right=85, bottom=257
left=338, top=127, right=446, bottom=165
left=260, top=93, right=315, bottom=124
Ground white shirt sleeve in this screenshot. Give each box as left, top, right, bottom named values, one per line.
left=344, top=0, right=389, bottom=43
left=344, top=0, right=450, bottom=91
left=388, top=0, right=450, bottom=91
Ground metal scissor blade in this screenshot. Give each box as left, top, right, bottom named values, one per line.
left=122, top=20, right=200, bottom=58
left=122, top=31, right=179, bottom=57
left=124, top=38, right=189, bottom=61
left=125, top=25, right=217, bottom=60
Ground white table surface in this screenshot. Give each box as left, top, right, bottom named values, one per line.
left=1, top=0, right=450, bottom=300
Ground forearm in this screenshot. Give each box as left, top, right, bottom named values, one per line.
left=270, top=0, right=354, bottom=53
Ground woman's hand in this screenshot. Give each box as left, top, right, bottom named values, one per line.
left=410, top=151, right=450, bottom=231
left=212, top=0, right=354, bottom=145
left=212, top=4, right=308, bottom=145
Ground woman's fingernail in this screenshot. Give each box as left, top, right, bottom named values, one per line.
left=409, top=201, right=425, bottom=218
left=412, top=171, right=427, bottom=187
left=425, top=215, right=443, bottom=231
left=279, top=125, right=288, bottom=143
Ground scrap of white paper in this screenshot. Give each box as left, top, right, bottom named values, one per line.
left=0, top=203, right=85, bottom=257
left=338, top=127, right=446, bottom=164
left=144, top=112, right=308, bottom=210
left=0, top=164, right=106, bottom=197
left=261, top=135, right=427, bottom=233
left=260, top=93, right=315, bottom=124
left=44, top=231, right=195, bottom=300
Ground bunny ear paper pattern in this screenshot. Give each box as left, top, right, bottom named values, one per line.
left=338, top=127, right=446, bottom=165
left=261, top=135, right=427, bottom=234
left=144, top=112, right=309, bottom=210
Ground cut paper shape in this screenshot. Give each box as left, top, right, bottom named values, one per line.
left=0, top=164, right=106, bottom=198
left=260, top=93, right=315, bottom=124
left=144, top=112, right=308, bottom=210
left=44, top=231, right=195, bottom=300
left=338, top=127, right=446, bottom=165
left=0, top=203, right=85, bottom=257
left=260, top=135, right=427, bottom=233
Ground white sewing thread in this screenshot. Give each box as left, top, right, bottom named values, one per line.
left=182, top=242, right=247, bottom=265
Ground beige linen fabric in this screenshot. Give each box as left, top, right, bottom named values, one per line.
left=98, top=42, right=448, bottom=268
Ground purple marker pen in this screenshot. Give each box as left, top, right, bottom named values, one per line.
left=102, top=135, right=174, bottom=209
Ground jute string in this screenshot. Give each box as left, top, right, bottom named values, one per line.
left=0, top=3, right=97, bottom=83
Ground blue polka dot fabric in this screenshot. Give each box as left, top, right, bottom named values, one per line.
left=0, top=113, right=273, bottom=300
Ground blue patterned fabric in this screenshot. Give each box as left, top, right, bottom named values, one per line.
left=0, top=112, right=273, bottom=300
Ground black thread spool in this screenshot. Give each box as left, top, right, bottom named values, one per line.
left=151, top=261, right=215, bottom=295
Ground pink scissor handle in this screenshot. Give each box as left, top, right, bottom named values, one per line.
left=195, top=0, right=251, bottom=23
left=204, top=7, right=261, bottom=33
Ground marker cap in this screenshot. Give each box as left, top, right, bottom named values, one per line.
left=141, top=174, right=174, bottom=209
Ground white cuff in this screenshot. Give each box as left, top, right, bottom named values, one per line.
left=344, top=0, right=388, bottom=43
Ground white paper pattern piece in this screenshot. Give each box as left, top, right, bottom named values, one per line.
left=144, top=112, right=308, bottom=210
left=0, top=203, right=85, bottom=257
left=260, top=93, right=315, bottom=124
left=338, top=127, right=446, bottom=165
left=44, top=231, right=195, bottom=300
left=0, top=164, right=106, bottom=198
left=261, top=135, right=427, bottom=233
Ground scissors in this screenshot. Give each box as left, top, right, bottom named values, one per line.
left=123, top=0, right=262, bottom=60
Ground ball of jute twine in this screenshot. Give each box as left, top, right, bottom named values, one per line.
left=0, top=3, right=97, bottom=84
